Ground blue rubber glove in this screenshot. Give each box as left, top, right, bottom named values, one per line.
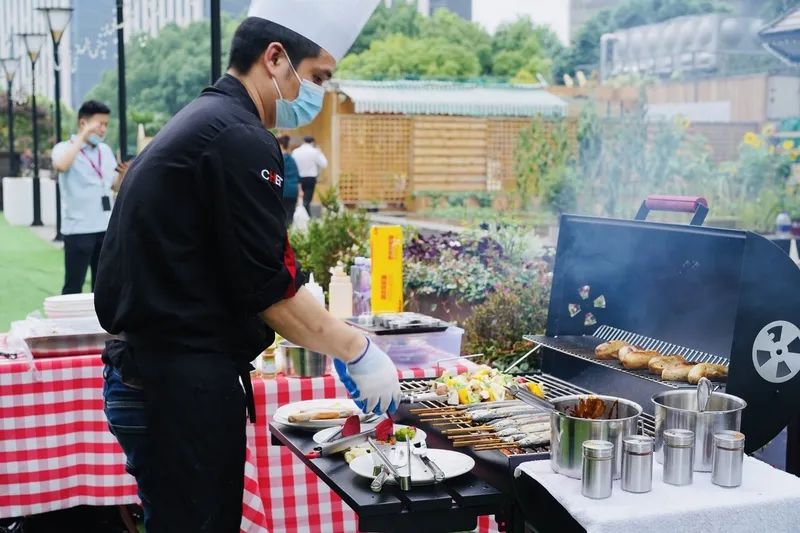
left=334, top=338, right=400, bottom=415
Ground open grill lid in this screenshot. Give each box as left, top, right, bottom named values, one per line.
left=543, top=196, right=800, bottom=451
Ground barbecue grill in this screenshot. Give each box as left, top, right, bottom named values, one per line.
left=399, top=194, right=800, bottom=496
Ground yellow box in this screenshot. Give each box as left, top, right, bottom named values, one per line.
left=370, top=226, right=403, bottom=313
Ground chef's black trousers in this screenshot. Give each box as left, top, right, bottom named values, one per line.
left=62, top=231, right=105, bottom=294
left=102, top=340, right=247, bottom=533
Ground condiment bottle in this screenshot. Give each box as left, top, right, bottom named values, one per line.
left=621, top=436, right=653, bottom=493
left=712, top=430, right=745, bottom=488
left=328, top=263, right=353, bottom=318
left=663, top=429, right=695, bottom=486
left=304, top=273, right=326, bottom=309
left=582, top=440, right=614, bottom=499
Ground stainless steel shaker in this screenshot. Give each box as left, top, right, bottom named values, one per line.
left=663, top=429, right=695, bottom=486
left=582, top=440, right=614, bottom=499
left=621, top=435, right=653, bottom=493
left=712, top=430, right=745, bottom=488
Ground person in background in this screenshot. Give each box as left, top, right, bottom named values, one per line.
left=52, top=100, right=128, bottom=294
left=278, top=135, right=300, bottom=226
left=292, top=135, right=327, bottom=214
left=19, top=148, right=33, bottom=176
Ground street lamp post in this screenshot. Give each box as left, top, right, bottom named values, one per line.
left=38, top=6, right=73, bottom=241
left=1, top=57, right=20, bottom=177
left=18, top=32, right=47, bottom=227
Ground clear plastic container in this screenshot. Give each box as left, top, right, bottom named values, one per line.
left=368, top=326, right=464, bottom=370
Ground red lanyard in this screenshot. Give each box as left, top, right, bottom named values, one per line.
left=80, top=147, right=103, bottom=180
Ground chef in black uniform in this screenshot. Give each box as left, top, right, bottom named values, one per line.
left=94, top=2, right=396, bottom=531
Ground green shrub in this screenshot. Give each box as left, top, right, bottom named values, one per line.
left=289, top=188, right=369, bottom=289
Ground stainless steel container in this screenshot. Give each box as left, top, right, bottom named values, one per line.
left=663, top=429, right=695, bottom=486
left=652, top=389, right=746, bottom=472
left=551, top=394, right=642, bottom=479
left=582, top=440, right=614, bottom=499
left=278, top=342, right=331, bottom=378
left=712, top=430, right=745, bottom=488
left=621, top=436, right=653, bottom=493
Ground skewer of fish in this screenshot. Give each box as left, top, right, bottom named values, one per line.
left=449, top=422, right=549, bottom=444
left=424, top=405, right=546, bottom=425
left=416, top=401, right=527, bottom=418
left=442, top=413, right=549, bottom=435
left=410, top=400, right=524, bottom=415
left=453, top=429, right=549, bottom=448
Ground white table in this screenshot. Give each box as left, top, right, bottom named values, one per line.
left=515, top=456, right=800, bottom=533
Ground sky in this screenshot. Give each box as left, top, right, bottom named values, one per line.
left=471, top=0, right=571, bottom=43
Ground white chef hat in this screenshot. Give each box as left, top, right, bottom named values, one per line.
left=247, top=0, right=380, bottom=61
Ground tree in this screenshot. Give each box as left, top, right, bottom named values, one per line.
left=86, top=17, right=240, bottom=154
left=418, top=9, right=493, bottom=74
left=348, top=1, right=423, bottom=55
left=491, top=17, right=564, bottom=82
left=336, top=34, right=481, bottom=80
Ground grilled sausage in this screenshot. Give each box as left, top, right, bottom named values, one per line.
left=594, top=340, right=631, bottom=360
left=661, top=362, right=697, bottom=382
left=688, top=363, right=728, bottom=384
left=619, top=349, right=661, bottom=370
left=648, top=355, right=687, bottom=375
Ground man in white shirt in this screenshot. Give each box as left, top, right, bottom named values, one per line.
left=52, top=100, right=127, bottom=294
left=292, top=136, right=327, bottom=213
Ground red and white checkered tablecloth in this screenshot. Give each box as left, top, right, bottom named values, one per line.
left=0, top=336, right=497, bottom=533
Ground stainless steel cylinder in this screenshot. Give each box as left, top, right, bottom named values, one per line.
left=663, top=429, right=695, bottom=486
left=652, top=389, right=746, bottom=472
left=712, top=430, right=745, bottom=488
left=582, top=440, right=614, bottom=499
left=621, top=436, right=653, bottom=493
left=551, top=394, right=642, bottom=480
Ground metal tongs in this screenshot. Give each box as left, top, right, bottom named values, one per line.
left=696, top=377, right=719, bottom=412
left=505, top=383, right=555, bottom=413
left=368, top=437, right=411, bottom=492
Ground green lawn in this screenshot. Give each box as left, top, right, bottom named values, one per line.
left=0, top=217, right=65, bottom=332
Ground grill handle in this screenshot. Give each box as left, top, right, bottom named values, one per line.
left=635, top=195, right=709, bottom=226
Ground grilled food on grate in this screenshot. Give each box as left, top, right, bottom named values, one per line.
left=688, top=363, right=728, bottom=384
left=648, top=355, right=687, bottom=375
left=594, top=339, right=633, bottom=360
left=619, top=349, right=662, bottom=370
left=661, top=362, right=697, bottom=381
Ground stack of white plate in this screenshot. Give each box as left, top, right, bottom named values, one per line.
left=43, top=293, right=97, bottom=319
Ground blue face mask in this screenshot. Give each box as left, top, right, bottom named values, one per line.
left=87, top=134, right=103, bottom=147
left=272, top=51, right=324, bottom=129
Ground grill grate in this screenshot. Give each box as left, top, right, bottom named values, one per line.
left=401, top=371, right=655, bottom=456
left=525, top=325, right=728, bottom=389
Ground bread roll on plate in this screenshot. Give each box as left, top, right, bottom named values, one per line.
left=619, top=349, right=661, bottom=370
left=648, top=355, right=687, bottom=375
left=594, top=340, right=630, bottom=360
left=688, top=363, right=728, bottom=384
left=661, top=363, right=697, bottom=382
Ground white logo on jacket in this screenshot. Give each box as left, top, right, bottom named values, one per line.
left=260, top=169, right=283, bottom=187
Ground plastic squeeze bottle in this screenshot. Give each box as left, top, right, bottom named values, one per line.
left=304, top=273, right=326, bottom=309
left=328, top=263, right=354, bottom=318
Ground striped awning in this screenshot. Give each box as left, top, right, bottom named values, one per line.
left=333, top=80, right=567, bottom=118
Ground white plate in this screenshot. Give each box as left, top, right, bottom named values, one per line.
left=273, top=399, right=368, bottom=430
left=312, top=423, right=427, bottom=445
left=349, top=448, right=475, bottom=485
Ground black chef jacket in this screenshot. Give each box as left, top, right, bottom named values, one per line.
left=94, top=74, right=304, bottom=360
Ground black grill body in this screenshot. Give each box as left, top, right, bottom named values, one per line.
left=540, top=214, right=800, bottom=453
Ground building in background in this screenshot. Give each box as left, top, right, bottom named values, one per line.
left=569, top=0, right=618, bottom=40
left=429, top=0, right=471, bottom=20
left=0, top=0, right=73, bottom=107
left=2, top=0, right=247, bottom=110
